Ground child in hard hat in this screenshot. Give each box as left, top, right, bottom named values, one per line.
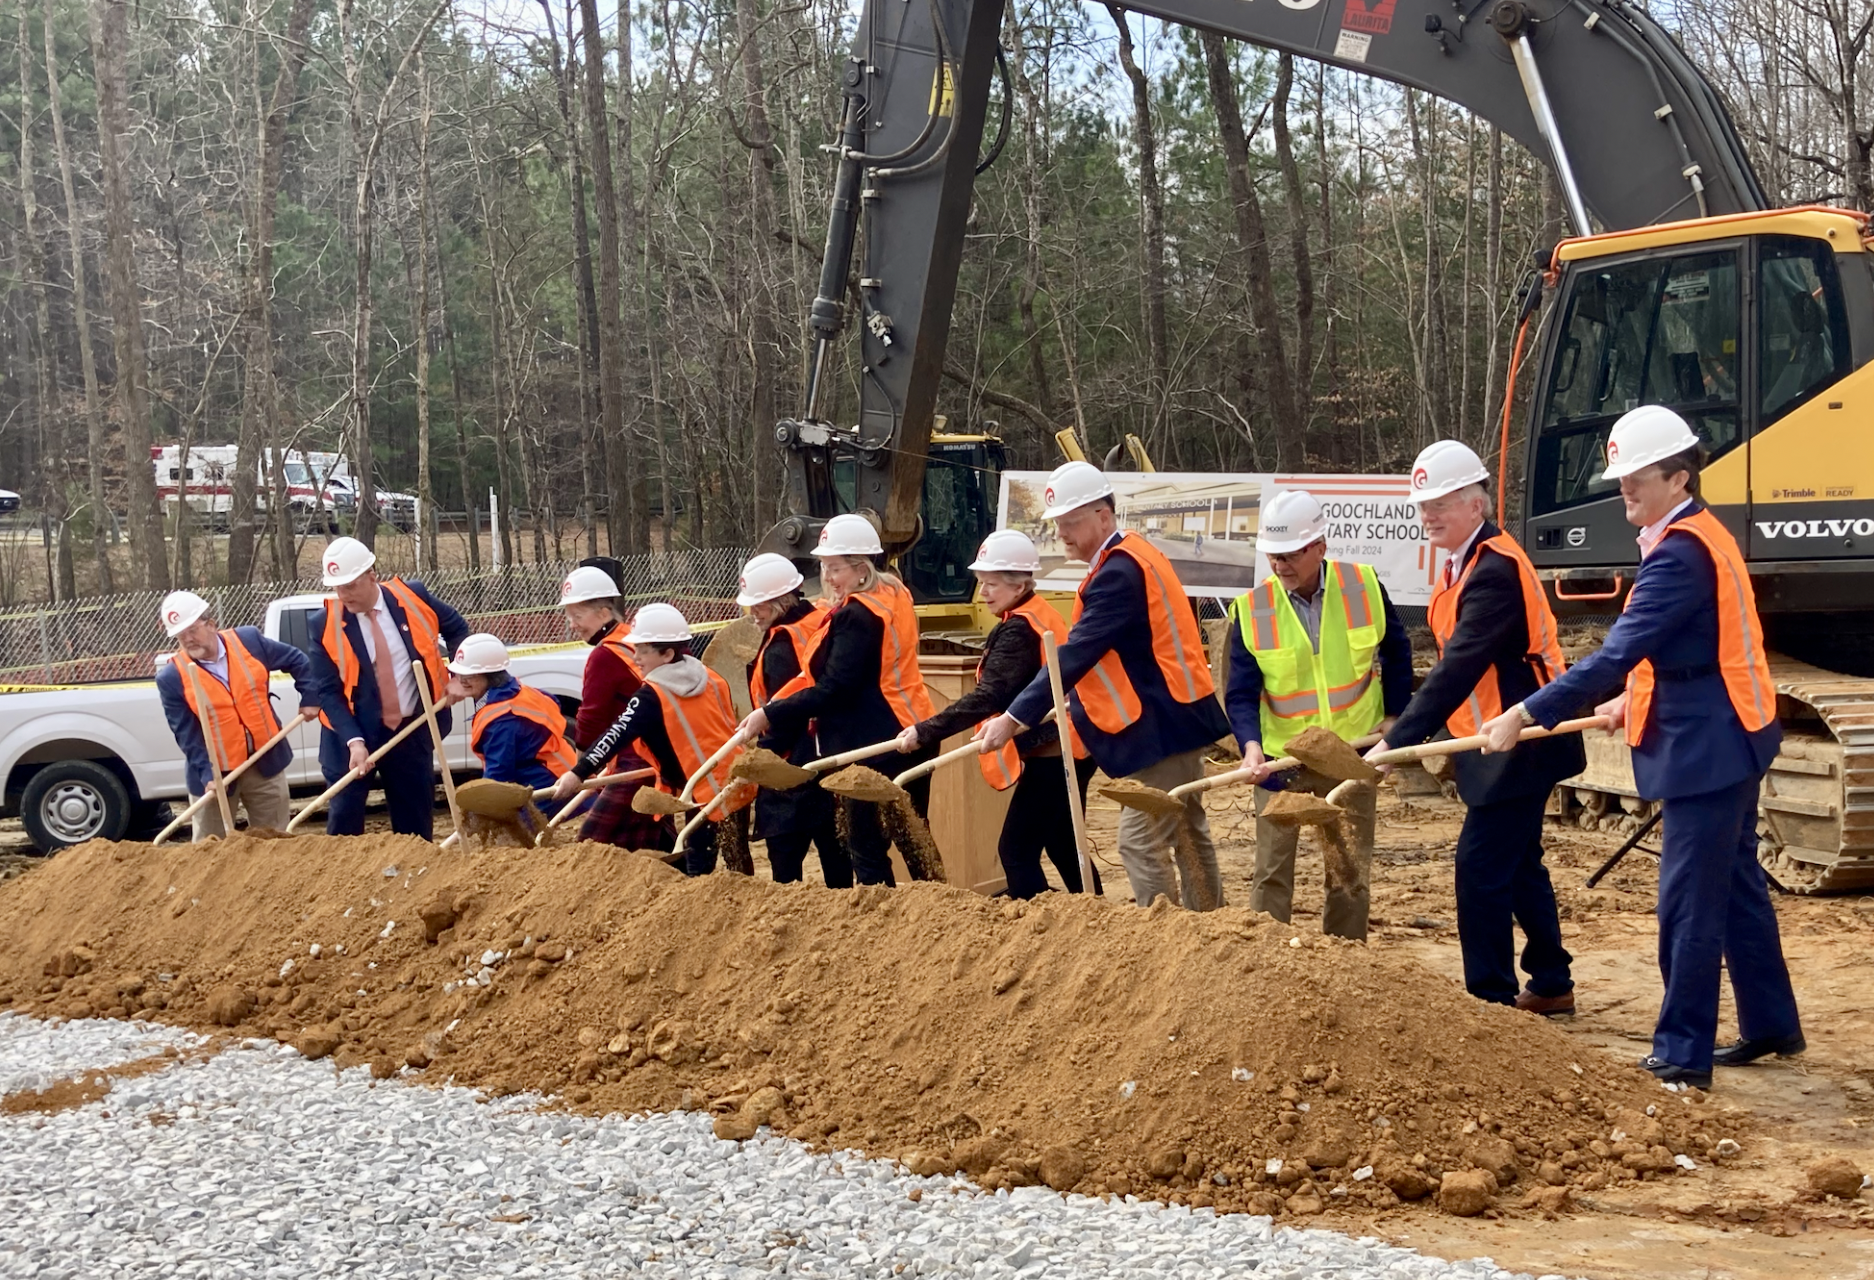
left=547, top=604, right=752, bottom=875
left=445, top=633, right=576, bottom=793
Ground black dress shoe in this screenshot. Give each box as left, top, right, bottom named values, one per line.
left=1712, top=1032, right=1807, bottom=1067
left=1639, top=1055, right=1712, bottom=1090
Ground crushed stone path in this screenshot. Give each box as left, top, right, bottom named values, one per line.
left=0, top=1014, right=1572, bottom=1279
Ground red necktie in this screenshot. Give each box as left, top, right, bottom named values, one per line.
left=366, top=608, right=404, bottom=728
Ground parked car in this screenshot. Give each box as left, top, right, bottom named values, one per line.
left=0, top=488, right=19, bottom=514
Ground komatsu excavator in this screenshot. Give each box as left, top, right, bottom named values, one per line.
left=758, top=0, right=1874, bottom=889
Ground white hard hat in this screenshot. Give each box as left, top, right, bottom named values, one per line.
left=1602, top=405, right=1701, bottom=481
left=812, top=513, right=884, bottom=558
left=1257, top=490, right=1329, bottom=555
left=447, top=632, right=511, bottom=676
left=626, top=602, right=693, bottom=645
left=1406, top=440, right=1491, bottom=505
left=969, top=529, right=1042, bottom=573
left=737, top=553, right=805, bottom=606
left=321, top=536, right=377, bottom=586
left=1040, top=461, right=1115, bottom=519
left=160, top=590, right=211, bottom=638
left=560, top=565, right=621, bottom=605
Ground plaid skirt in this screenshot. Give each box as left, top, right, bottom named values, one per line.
left=578, top=750, right=676, bottom=851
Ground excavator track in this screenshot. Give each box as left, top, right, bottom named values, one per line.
left=1755, top=657, right=1874, bottom=893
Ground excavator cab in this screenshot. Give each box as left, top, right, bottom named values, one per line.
left=1523, top=210, right=1874, bottom=624
left=831, top=432, right=1006, bottom=605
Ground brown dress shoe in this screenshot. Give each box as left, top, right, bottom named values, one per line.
left=1515, top=987, right=1576, bottom=1017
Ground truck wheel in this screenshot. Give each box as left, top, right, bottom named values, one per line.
left=21, top=760, right=133, bottom=852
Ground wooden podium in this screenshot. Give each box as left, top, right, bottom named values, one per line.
left=906, top=655, right=1011, bottom=896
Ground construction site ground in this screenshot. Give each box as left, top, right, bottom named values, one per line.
left=4, top=778, right=1874, bottom=1279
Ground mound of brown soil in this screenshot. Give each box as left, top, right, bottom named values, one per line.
left=0, top=834, right=1737, bottom=1216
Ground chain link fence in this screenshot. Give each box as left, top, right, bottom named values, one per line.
left=0, top=546, right=751, bottom=688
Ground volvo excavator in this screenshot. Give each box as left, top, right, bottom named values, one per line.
left=756, top=0, right=1874, bottom=889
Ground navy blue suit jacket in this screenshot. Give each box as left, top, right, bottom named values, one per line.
left=1006, top=532, right=1231, bottom=778
left=1386, top=521, right=1586, bottom=805
left=1223, top=573, right=1414, bottom=751
left=157, top=626, right=315, bottom=794
left=1525, top=503, right=1780, bottom=800
left=308, top=581, right=470, bottom=748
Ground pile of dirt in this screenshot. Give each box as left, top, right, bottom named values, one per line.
left=0, top=834, right=1744, bottom=1218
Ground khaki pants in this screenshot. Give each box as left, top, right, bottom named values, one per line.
left=1252, top=766, right=1376, bottom=940
left=190, top=766, right=292, bottom=841
left=1116, top=748, right=1224, bottom=910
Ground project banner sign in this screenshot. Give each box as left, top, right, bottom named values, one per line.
left=996, top=471, right=1439, bottom=606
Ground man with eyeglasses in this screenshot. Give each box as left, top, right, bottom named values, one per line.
left=1223, top=490, right=1411, bottom=941
left=1365, top=441, right=1584, bottom=1015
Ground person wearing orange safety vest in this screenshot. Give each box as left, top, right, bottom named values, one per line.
left=981, top=463, right=1233, bottom=911
left=1223, top=490, right=1412, bottom=941
left=893, top=530, right=1102, bottom=900
left=155, top=590, right=320, bottom=841
left=737, top=553, right=852, bottom=887
left=550, top=603, right=752, bottom=876
left=1481, top=407, right=1799, bottom=1091
left=307, top=536, right=470, bottom=839
left=739, top=514, right=938, bottom=887
left=559, top=563, right=668, bottom=853
left=444, top=633, right=576, bottom=792
left=1368, top=441, right=1585, bottom=1015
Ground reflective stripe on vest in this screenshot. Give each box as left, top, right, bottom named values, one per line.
left=470, top=683, right=577, bottom=777
left=658, top=669, right=752, bottom=818
left=848, top=579, right=937, bottom=729
left=1426, top=533, right=1565, bottom=737
left=177, top=630, right=281, bottom=772
left=1625, top=508, right=1774, bottom=746
left=1070, top=532, right=1216, bottom=736
left=1229, top=560, right=1387, bottom=754
left=977, top=594, right=1086, bottom=792
left=751, top=603, right=831, bottom=706
left=318, top=580, right=448, bottom=730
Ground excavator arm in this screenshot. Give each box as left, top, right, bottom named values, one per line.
left=761, top=0, right=1767, bottom=560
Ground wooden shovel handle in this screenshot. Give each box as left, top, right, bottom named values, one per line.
left=284, top=703, right=444, bottom=833
left=1162, top=733, right=1383, bottom=802
left=153, top=712, right=304, bottom=846
left=413, top=660, right=462, bottom=839
left=887, top=708, right=1058, bottom=787
left=1369, top=716, right=1610, bottom=766
left=533, top=766, right=653, bottom=802
left=806, top=737, right=904, bottom=773
left=679, top=730, right=747, bottom=802
left=672, top=782, right=749, bottom=857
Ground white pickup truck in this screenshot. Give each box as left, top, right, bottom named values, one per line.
left=0, top=594, right=593, bottom=852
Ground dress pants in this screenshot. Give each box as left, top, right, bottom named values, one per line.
left=839, top=743, right=935, bottom=888
left=1654, top=781, right=1801, bottom=1072
left=190, top=766, right=292, bottom=840
left=997, top=754, right=1102, bottom=898
left=1115, top=748, right=1224, bottom=909
left=1453, top=792, right=1573, bottom=1005
left=319, top=723, right=438, bottom=839
left=1251, top=766, right=1377, bottom=940
left=765, top=788, right=853, bottom=888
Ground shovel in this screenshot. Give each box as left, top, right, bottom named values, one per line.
left=284, top=700, right=448, bottom=833
left=413, top=660, right=462, bottom=843
left=436, top=767, right=656, bottom=850
left=542, top=763, right=662, bottom=832
left=628, top=728, right=753, bottom=817
left=729, top=736, right=906, bottom=792
left=670, top=780, right=756, bottom=861
left=180, top=665, right=239, bottom=836
left=153, top=711, right=307, bottom=846
left=1266, top=716, right=1614, bottom=823
left=700, top=615, right=762, bottom=673
left=1100, top=731, right=1384, bottom=818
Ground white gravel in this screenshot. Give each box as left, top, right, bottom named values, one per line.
left=0, top=1014, right=1572, bottom=1279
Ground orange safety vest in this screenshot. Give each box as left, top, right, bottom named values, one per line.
left=1071, top=532, right=1215, bottom=735
left=318, top=579, right=449, bottom=730
left=980, top=594, right=1087, bottom=791
left=175, top=630, right=281, bottom=772
left=1427, top=532, right=1566, bottom=737
left=751, top=603, right=831, bottom=706
left=845, top=578, right=937, bottom=729
left=470, top=683, right=577, bottom=776
left=1624, top=508, right=1775, bottom=746
left=597, top=628, right=643, bottom=681
left=657, top=668, right=753, bottom=818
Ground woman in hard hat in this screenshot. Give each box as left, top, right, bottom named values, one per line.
left=445, top=633, right=576, bottom=792
left=548, top=603, right=751, bottom=875
left=737, top=513, right=936, bottom=886
left=894, top=530, right=1100, bottom=898
left=1479, top=406, right=1800, bottom=1091
left=558, top=564, right=668, bottom=852
left=738, top=553, right=852, bottom=887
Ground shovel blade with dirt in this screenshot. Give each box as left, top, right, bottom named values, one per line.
left=1099, top=729, right=1383, bottom=818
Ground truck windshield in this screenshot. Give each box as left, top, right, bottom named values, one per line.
left=1530, top=248, right=1740, bottom=515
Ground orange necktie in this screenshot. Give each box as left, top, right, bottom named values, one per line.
left=366, top=608, right=404, bottom=728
